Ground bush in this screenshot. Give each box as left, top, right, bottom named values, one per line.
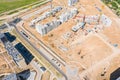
left=111, top=1, right=118, bottom=10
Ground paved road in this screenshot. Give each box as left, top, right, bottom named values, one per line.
left=11, top=24, right=68, bottom=80
left=30, top=60, right=43, bottom=80
left=22, top=5, right=51, bottom=20
left=19, top=24, right=66, bottom=66
left=0, top=0, right=49, bottom=20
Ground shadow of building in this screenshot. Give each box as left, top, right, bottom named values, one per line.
left=17, top=69, right=31, bottom=80
left=110, top=68, right=120, bottom=80
left=15, top=43, right=34, bottom=65
left=4, top=32, right=16, bottom=42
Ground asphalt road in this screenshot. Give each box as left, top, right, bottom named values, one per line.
left=22, top=4, right=51, bottom=20
left=19, top=24, right=66, bottom=66
left=11, top=23, right=68, bottom=80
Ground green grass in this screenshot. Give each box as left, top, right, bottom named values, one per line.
left=102, top=0, right=120, bottom=16
left=0, top=0, right=42, bottom=13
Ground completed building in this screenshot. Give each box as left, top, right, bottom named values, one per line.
left=2, top=73, right=17, bottom=80
left=0, top=33, right=27, bottom=68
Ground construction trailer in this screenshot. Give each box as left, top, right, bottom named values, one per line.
left=68, top=0, right=79, bottom=6
left=59, top=8, right=78, bottom=23
left=72, top=22, right=85, bottom=32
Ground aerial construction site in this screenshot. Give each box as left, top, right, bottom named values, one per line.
left=0, top=0, right=120, bottom=80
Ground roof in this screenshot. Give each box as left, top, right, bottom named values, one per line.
left=0, top=33, right=5, bottom=39
left=2, top=73, right=17, bottom=80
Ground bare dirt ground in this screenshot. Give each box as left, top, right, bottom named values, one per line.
left=0, top=38, right=33, bottom=76
left=0, top=54, right=12, bottom=74
left=19, top=0, right=120, bottom=80
left=0, top=43, right=12, bottom=74
left=41, top=71, right=51, bottom=80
